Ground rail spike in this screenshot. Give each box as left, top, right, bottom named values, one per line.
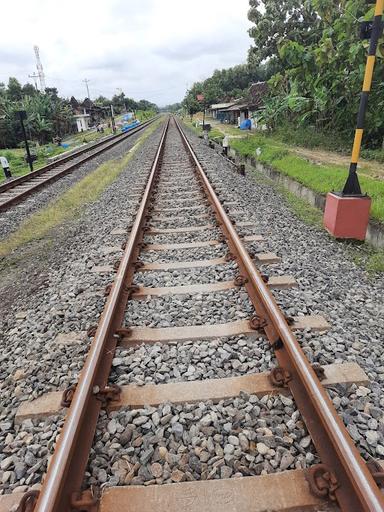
left=61, top=384, right=77, bottom=408
left=269, top=366, right=292, bottom=388
left=70, top=488, right=99, bottom=512
left=305, top=464, right=339, bottom=501
left=16, top=489, right=40, bottom=512
left=249, top=314, right=268, bottom=331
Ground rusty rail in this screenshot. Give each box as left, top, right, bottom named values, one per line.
left=22, top=115, right=384, bottom=512
left=174, top=116, right=384, bottom=511
left=0, top=116, right=158, bottom=212
left=32, top=118, right=169, bottom=512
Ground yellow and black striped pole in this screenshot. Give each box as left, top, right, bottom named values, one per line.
left=343, top=0, right=384, bottom=195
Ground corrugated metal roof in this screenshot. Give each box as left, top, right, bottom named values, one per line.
left=226, top=104, right=248, bottom=111
left=210, top=102, right=236, bottom=109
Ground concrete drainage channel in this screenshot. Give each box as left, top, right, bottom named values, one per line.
left=226, top=145, right=384, bottom=249
left=1, top=116, right=384, bottom=512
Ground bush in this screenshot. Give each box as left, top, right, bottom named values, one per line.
left=272, top=123, right=353, bottom=153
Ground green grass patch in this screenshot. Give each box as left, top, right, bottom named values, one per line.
left=251, top=167, right=384, bottom=273
left=231, top=134, right=384, bottom=224
left=0, top=119, right=161, bottom=258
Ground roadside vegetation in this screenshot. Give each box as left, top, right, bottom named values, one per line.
left=251, top=166, right=384, bottom=274
left=0, top=109, right=157, bottom=184
left=186, top=116, right=384, bottom=225
left=180, top=1, right=384, bottom=159
left=229, top=134, right=384, bottom=224
left=0, top=119, right=162, bottom=258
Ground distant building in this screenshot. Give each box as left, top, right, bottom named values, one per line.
left=209, top=102, right=236, bottom=121
left=70, top=96, right=106, bottom=132
left=209, top=82, right=268, bottom=128
left=74, top=111, right=91, bottom=132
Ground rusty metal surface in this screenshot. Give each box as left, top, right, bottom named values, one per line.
left=25, top=115, right=384, bottom=512
left=0, top=117, right=158, bottom=212
left=174, top=116, right=384, bottom=511
left=33, top=118, right=169, bottom=512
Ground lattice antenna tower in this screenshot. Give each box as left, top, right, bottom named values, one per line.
left=34, top=45, right=46, bottom=92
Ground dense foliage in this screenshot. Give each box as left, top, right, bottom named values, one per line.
left=0, top=78, right=158, bottom=149
left=183, top=1, right=384, bottom=149
left=0, top=79, right=74, bottom=148
left=93, top=93, right=157, bottom=115
left=249, top=0, right=384, bottom=147
left=182, top=62, right=275, bottom=116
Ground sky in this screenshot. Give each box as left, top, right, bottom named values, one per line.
left=1, top=0, right=253, bottom=107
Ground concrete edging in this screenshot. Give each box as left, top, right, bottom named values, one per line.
left=228, top=147, right=384, bottom=249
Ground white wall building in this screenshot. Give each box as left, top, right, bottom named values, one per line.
left=74, top=111, right=91, bottom=132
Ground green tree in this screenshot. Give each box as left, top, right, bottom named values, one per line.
left=7, top=77, right=23, bottom=102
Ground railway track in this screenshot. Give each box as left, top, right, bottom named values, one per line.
left=7, top=116, right=384, bottom=512
left=0, top=117, right=157, bottom=212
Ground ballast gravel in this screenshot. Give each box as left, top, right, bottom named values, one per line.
left=1, top=118, right=384, bottom=496
left=0, top=123, right=164, bottom=494
left=110, top=335, right=274, bottom=386
left=86, top=395, right=318, bottom=487
left=125, top=288, right=254, bottom=328
left=0, top=128, right=148, bottom=241
left=133, top=262, right=237, bottom=288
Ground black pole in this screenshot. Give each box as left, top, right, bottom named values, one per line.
left=17, top=111, right=33, bottom=172
left=202, top=107, right=205, bottom=130
left=342, top=0, right=384, bottom=195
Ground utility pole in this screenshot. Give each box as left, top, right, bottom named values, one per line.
left=33, top=46, right=46, bottom=92
left=16, top=111, right=34, bottom=172
left=323, top=0, right=384, bottom=241
left=342, top=0, right=384, bottom=195
left=83, top=79, right=91, bottom=99
left=110, top=104, right=116, bottom=133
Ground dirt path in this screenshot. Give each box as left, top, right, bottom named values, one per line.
left=291, top=147, right=384, bottom=180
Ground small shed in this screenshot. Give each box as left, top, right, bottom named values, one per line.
left=224, top=103, right=249, bottom=125
left=209, top=102, right=236, bottom=121
left=74, top=112, right=91, bottom=132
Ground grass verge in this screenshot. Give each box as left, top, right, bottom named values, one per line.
left=0, top=118, right=162, bottom=258
left=251, top=167, right=384, bottom=273
left=231, top=134, right=384, bottom=224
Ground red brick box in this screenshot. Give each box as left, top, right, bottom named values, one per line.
left=323, top=192, right=371, bottom=240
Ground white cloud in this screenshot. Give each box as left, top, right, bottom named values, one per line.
left=1, top=0, right=252, bottom=105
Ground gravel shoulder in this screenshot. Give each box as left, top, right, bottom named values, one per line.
left=1, top=118, right=383, bottom=497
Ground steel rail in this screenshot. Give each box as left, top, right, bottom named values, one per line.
left=174, top=116, right=384, bottom=512
left=33, top=117, right=169, bottom=512
left=0, top=117, right=159, bottom=212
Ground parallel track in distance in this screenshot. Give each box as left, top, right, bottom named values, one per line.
left=0, top=116, right=158, bottom=212
left=12, top=116, right=384, bottom=512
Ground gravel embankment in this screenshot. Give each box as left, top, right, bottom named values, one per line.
left=0, top=122, right=165, bottom=495
left=1, top=117, right=383, bottom=498
left=0, top=126, right=151, bottom=241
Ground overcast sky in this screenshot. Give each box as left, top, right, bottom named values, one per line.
left=1, top=0, right=253, bottom=106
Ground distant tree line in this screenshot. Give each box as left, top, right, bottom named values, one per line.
left=0, top=77, right=158, bottom=149
left=93, top=93, right=158, bottom=115
left=183, top=0, right=384, bottom=148
left=0, top=78, right=74, bottom=148
left=182, top=62, right=276, bottom=117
